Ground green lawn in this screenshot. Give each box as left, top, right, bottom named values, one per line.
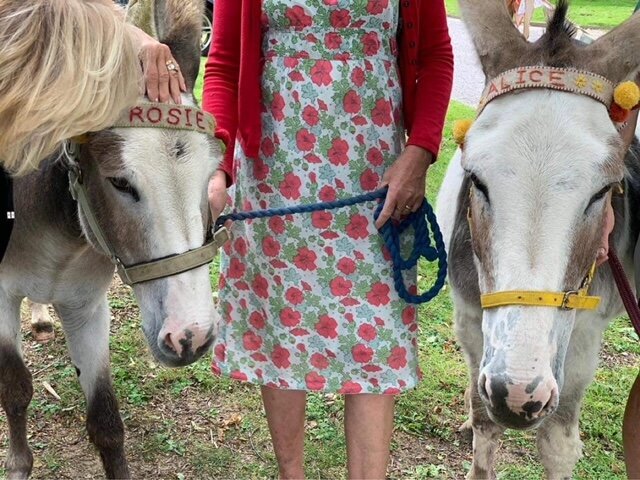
left=7, top=97, right=638, bottom=479
left=444, top=0, right=637, bottom=29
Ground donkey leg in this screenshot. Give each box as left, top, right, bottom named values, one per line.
left=0, top=294, right=34, bottom=479
left=26, top=300, right=54, bottom=343
left=56, top=301, right=129, bottom=479
left=454, top=302, right=505, bottom=480
left=467, top=373, right=505, bottom=480
left=536, top=317, right=604, bottom=479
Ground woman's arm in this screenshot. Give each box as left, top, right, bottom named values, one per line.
left=203, top=0, right=242, bottom=184
left=406, top=0, right=454, bottom=160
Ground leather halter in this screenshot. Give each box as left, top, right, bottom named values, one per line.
left=64, top=104, right=229, bottom=286
left=470, top=67, right=622, bottom=311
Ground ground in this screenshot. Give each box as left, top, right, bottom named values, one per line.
left=444, top=0, right=637, bottom=29
left=1, top=99, right=638, bottom=478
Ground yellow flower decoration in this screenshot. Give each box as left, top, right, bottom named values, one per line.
left=574, top=75, right=588, bottom=89
left=453, top=119, right=474, bottom=146
left=614, top=81, right=640, bottom=110
left=592, top=80, right=605, bottom=94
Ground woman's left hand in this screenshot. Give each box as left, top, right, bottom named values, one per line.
left=374, top=145, right=432, bottom=230
left=131, top=26, right=187, bottom=103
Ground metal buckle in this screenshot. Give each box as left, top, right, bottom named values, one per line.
left=212, top=226, right=230, bottom=247
left=560, top=290, right=578, bottom=310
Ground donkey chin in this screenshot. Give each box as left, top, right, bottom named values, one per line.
left=476, top=308, right=571, bottom=429
left=134, top=267, right=218, bottom=367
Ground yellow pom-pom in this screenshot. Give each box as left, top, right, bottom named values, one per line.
left=614, top=81, right=640, bottom=110
left=453, top=119, right=474, bottom=146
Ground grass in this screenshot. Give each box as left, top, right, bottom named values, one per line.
left=4, top=97, right=636, bottom=479
left=444, top=0, right=637, bottom=29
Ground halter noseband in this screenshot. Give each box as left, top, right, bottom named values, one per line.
left=468, top=66, right=633, bottom=312
left=65, top=103, right=228, bottom=286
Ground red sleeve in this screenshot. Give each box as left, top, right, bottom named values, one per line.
left=202, top=1, right=241, bottom=183
left=406, top=0, right=454, bottom=159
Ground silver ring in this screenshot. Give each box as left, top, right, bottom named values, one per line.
left=404, top=205, right=412, bottom=210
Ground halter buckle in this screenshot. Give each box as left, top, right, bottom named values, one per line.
left=560, top=290, right=579, bottom=310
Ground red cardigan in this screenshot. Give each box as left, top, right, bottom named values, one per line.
left=203, top=0, right=454, bottom=182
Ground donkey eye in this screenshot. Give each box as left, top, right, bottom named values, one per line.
left=470, top=173, right=490, bottom=203
left=108, top=177, right=140, bottom=202
left=586, top=185, right=612, bottom=211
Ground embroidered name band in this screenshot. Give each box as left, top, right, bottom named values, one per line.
left=111, top=103, right=217, bottom=137
left=478, top=66, right=615, bottom=114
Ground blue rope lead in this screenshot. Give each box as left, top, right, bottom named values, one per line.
left=215, top=187, right=447, bottom=305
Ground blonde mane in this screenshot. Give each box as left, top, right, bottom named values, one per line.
left=0, top=0, right=141, bottom=175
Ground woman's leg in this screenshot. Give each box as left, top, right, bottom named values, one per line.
left=344, top=394, right=395, bottom=479
left=624, top=372, right=640, bottom=479
left=261, top=387, right=307, bottom=479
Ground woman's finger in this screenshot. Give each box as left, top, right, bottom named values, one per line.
left=143, top=49, right=160, bottom=102
left=169, top=67, right=182, bottom=104
left=157, top=51, right=172, bottom=103
left=375, top=195, right=397, bottom=230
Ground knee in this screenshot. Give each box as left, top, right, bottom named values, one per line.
left=0, top=345, right=33, bottom=410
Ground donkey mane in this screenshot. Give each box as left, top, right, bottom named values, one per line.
left=531, top=0, right=578, bottom=67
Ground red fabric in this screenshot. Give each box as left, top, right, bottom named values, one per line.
left=203, top=0, right=454, bottom=184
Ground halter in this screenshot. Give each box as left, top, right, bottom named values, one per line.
left=64, top=103, right=229, bottom=286
left=469, top=66, right=633, bottom=312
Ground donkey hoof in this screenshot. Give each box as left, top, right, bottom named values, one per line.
left=31, top=322, right=55, bottom=344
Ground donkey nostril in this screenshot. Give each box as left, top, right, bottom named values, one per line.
left=541, top=387, right=559, bottom=415
left=164, top=333, right=181, bottom=355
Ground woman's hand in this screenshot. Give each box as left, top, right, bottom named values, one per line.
left=596, top=194, right=615, bottom=266
left=130, top=26, right=186, bottom=103
left=374, top=145, right=432, bottom=230
left=208, top=170, right=229, bottom=225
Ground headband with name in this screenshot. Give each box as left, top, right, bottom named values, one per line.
left=453, top=66, right=640, bottom=146
left=478, top=66, right=615, bottom=114
left=111, top=103, right=217, bottom=136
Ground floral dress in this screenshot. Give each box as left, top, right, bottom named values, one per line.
left=212, top=0, right=420, bottom=394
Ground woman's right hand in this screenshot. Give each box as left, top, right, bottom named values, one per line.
left=208, top=170, right=229, bottom=224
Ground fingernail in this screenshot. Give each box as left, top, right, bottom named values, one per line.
left=597, top=248, right=606, bottom=258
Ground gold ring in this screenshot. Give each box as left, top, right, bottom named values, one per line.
left=166, top=60, right=179, bottom=72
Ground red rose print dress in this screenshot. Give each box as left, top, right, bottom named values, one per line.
left=212, top=0, right=420, bottom=394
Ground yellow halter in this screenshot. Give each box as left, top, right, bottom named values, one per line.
left=480, top=262, right=600, bottom=311
left=467, top=190, right=601, bottom=312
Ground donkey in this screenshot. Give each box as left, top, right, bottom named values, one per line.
left=437, top=1, right=640, bottom=478
left=0, top=1, right=221, bottom=478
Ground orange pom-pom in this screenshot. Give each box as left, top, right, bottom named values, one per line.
left=453, top=119, right=474, bottom=146
left=610, top=103, right=631, bottom=123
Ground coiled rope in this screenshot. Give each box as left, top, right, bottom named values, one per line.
left=215, top=187, right=447, bottom=304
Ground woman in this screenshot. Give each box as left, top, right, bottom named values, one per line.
left=0, top=0, right=185, bottom=261
left=204, top=1, right=453, bottom=478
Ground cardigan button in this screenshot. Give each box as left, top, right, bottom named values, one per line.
left=409, top=41, right=416, bottom=48
left=406, top=22, right=413, bottom=29
left=403, top=0, right=410, bottom=7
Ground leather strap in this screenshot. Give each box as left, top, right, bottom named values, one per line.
left=609, top=246, right=640, bottom=337
left=65, top=141, right=227, bottom=285
left=481, top=290, right=601, bottom=310
left=117, top=228, right=229, bottom=285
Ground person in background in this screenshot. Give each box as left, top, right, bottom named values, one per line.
left=204, top=1, right=453, bottom=478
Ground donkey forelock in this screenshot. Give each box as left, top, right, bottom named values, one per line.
left=461, top=0, right=640, bottom=83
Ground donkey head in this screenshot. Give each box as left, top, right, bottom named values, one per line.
left=75, top=0, right=220, bottom=367
left=460, top=0, right=639, bottom=428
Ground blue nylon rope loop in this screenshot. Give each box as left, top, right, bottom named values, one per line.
left=215, top=187, right=448, bottom=305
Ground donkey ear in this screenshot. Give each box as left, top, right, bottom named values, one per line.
left=153, top=0, right=203, bottom=92
left=580, top=15, right=640, bottom=84
left=458, top=0, right=531, bottom=80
